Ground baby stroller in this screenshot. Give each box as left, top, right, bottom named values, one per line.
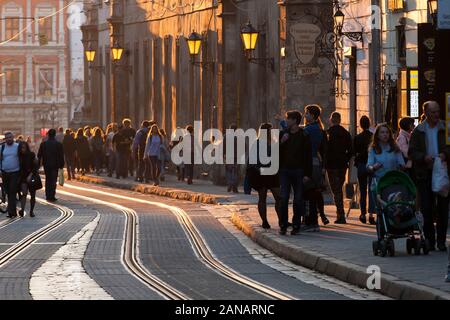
left=372, top=171, right=429, bottom=257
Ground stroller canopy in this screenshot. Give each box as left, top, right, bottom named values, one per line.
left=376, top=170, right=416, bottom=197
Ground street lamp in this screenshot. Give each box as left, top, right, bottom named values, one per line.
left=333, top=7, right=363, bottom=44
left=240, top=21, right=274, bottom=71
left=111, top=41, right=124, bottom=61
left=240, top=22, right=259, bottom=53
left=187, top=31, right=202, bottom=57
left=85, top=46, right=96, bottom=62
left=428, top=0, right=438, bottom=25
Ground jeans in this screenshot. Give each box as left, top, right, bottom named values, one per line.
left=417, top=174, right=449, bottom=247
left=2, top=171, right=20, bottom=216
left=65, top=154, right=76, bottom=179
left=356, top=163, right=375, bottom=215
left=327, top=168, right=347, bottom=217
left=107, top=151, right=116, bottom=176
left=279, top=168, right=305, bottom=229
left=149, top=156, right=160, bottom=181
left=225, top=164, right=239, bottom=188
left=44, top=168, right=58, bottom=200
left=256, top=187, right=281, bottom=224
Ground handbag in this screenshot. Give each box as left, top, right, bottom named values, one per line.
left=28, top=173, right=43, bottom=191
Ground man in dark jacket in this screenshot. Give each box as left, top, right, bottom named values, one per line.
left=132, top=120, right=152, bottom=182
left=409, top=101, right=450, bottom=252
left=38, top=129, right=64, bottom=202
left=122, top=118, right=136, bottom=177
left=326, top=112, right=352, bottom=224
left=279, top=110, right=313, bottom=235
left=353, top=115, right=374, bottom=223
left=62, top=129, right=76, bottom=180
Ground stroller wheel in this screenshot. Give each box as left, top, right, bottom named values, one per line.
left=372, top=241, right=380, bottom=256
left=387, top=239, right=395, bottom=257
left=406, top=238, right=413, bottom=254
left=413, top=239, right=421, bottom=255
left=421, top=239, right=430, bottom=255
left=379, top=240, right=388, bottom=257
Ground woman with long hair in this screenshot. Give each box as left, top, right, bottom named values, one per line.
left=18, top=142, right=39, bottom=217
left=75, top=128, right=91, bottom=175
left=303, top=104, right=329, bottom=232
left=91, top=127, right=105, bottom=175
left=247, top=123, right=281, bottom=229
left=144, top=124, right=162, bottom=186
left=367, top=123, right=405, bottom=224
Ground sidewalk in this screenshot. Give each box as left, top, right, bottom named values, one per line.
left=73, top=173, right=450, bottom=300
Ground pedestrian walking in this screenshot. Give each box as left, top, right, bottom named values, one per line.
left=224, top=124, right=240, bottom=193
left=354, top=115, right=375, bottom=224
left=144, top=124, right=162, bottom=186
left=171, top=129, right=185, bottom=181
left=396, top=117, right=415, bottom=163
left=409, top=101, right=450, bottom=252
left=105, top=123, right=118, bottom=177
left=113, top=124, right=128, bottom=179
left=132, top=121, right=151, bottom=182
left=247, top=123, right=281, bottom=229
left=367, top=123, right=405, bottom=227
left=279, top=111, right=313, bottom=235
left=62, top=129, right=76, bottom=180
left=75, top=128, right=91, bottom=176
left=37, top=129, right=64, bottom=202
left=18, top=142, right=39, bottom=217
left=325, top=112, right=352, bottom=224
left=84, top=126, right=93, bottom=173
left=91, top=127, right=105, bottom=175
left=159, top=128, right=171, bottom=182
left=121, top=118, right=136, bottom=178
left=302, top=104, right=329, bottom=232
left=56, top=127, right=64, bottom=143
left=0, top=132, right=21, bottom=217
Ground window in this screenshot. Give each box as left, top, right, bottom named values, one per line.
left=38, top=68, right=54, bottom=96
left=399, top=68, right=420, bottom=124
left=388, top=0, right=405, bottom=11
left=5, top=17, right=20, bottom=42
left=38, top=17, right=53, bottom=42
left=5, top=69, right=20, bottom=96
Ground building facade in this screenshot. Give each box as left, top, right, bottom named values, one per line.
left=0, top=0, right=70, bottom=144
left=81, top=0, right=336, bottom=133
left=335, top=0, right=450, bottom=134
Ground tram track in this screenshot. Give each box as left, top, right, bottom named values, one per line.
left=62, top=183, right=295, bottom=300
left=56, top=189, right=189, bottom=300
left=0, top=197, right=73, bottom=267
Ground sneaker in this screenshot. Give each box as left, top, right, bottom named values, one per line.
left=291, top=227, right=301, bottom=235
left=30, top=212, right=35, bottom=218
left=279, top=228, right=287, bottom=235
left=359, top=214, right=367, bottom=224
left=227, top=186, right=232, bottom=192
left=368, top=216, right=376, bottom=225
left=437, top=243, right=447, bottom=252
left=18, top=209, right=24, bottom=217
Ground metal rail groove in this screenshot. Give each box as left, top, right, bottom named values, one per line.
left=57, top=189, right=188, bottom=300
left=0, top=198, right=73, bottom=267
left=63, top=184, right=295, bottom=300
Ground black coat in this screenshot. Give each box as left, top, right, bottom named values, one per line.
left=63, top=134, right=76, bottom=157
left=325, top=125, right=352, bottom=170
left=38, top=138, right=64, bottom=170
left=19, top=151, right=38, bottom=183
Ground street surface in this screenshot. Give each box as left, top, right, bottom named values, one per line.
left=0, top=180, right=389, bottom=300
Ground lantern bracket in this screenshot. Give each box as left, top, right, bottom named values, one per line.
left=247, top=57, right=275, bottom=71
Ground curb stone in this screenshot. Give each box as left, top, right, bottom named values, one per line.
left=229, top=209, right=450, bottom=300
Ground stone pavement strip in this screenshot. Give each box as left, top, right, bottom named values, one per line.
left=72, top=173, right=450, bottom=300
left=30, top=212, right=113, bottom=300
